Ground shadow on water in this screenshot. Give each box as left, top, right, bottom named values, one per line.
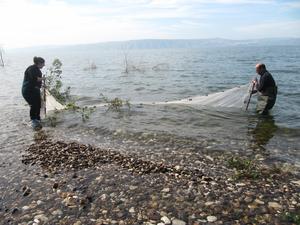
left=248, top=114, right=278, bottom=152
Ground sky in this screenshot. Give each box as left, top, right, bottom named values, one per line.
left=0, top=0, right=300, bottom=48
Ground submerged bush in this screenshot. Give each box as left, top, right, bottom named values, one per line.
left=45, top=59, right=71, bottom=104
left=100, top=93, right=131, bottom=112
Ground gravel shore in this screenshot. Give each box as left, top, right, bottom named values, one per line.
left=1, top=132, right=299, bottom=225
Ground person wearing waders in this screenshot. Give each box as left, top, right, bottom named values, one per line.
left=22, top=57, right=45, bottom=130
left=252, top=63, right=277, bottom=115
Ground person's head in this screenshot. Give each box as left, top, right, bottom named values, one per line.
left=33, top=56, right=45, bottom=69
left=255, top=63, right=266, bottom=76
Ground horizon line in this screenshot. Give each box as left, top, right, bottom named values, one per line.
left=4, top=37, right=300, bottom=50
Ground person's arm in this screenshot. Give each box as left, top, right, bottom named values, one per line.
left=251, top=78, right=258, bottom=94
left=256, top=75, right=266, bottom=92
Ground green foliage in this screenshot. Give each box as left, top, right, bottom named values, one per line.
left=45, top=59, right=71, bottom=104
left=65, top=101, right=80, bottom=110
left=78, top=106, right=96, bottom=122
left=282, top=212, right=300, bottom=225
left=227, top=157, right=261, bottom=180
left=64, top=101, right=96, bottom=122
left=100, top=93, right=131, bottom=112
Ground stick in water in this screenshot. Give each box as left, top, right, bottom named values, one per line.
left=43, top=76, right=46, bottom=117
left=246, top=81, right=255, bottom=111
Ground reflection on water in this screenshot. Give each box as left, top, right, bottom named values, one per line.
left=248, top=115, right=278, bottom=151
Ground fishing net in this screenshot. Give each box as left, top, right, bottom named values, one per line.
left=158, top=83, right=254, bottom=109
left=41, top=89, right=65, bottom=113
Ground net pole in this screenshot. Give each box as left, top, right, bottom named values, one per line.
left=246, top=82, right=255, bottom=111
left=43, top=76, right=46, bottom=117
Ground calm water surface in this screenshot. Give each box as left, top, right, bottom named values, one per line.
left=0, top=46, right=299, bottom=167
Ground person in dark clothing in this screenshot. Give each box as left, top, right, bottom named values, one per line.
left=252, top=63, right=277, bottom=115
left=22, top=57, right=45, bottom=129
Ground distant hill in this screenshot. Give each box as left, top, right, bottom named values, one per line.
left=9, top=38, right=300, bottom=52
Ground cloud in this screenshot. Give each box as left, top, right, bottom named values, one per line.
left=236, top=21, right=300, bottom=38
left=0, top=0, right=299, bottom=48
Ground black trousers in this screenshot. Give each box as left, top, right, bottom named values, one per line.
left=22, top=89, right=41, bottom=120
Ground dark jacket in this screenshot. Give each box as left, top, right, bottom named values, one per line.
left=256, top=71, right=277, bottom=98
left=22, top=65, right=42, bottom=95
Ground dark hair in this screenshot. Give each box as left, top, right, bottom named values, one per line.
left=33, top=56, right=45, bottom=65
left=258, top=63, right=266, bottom=70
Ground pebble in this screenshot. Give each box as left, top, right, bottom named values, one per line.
left=22, top=206, right=30, bottom=211
left=52, top=209, right=63, bottom=216
left=161, top=216, right=171, bottom=224
left=268, top=202, right=282, bottom=210
left=36, top=200, right=43, bottom=205
left=172, top=219, right=186, bottom=225
left=53, top=183, right=59, bottom=189
left=34, top=214, right=48, bottom=222
left=207, top=216, right=217, bottom=222
left=162, top=188, right=170, bottom=193
left=255, top=199, right=264, bottom=205
left=11, top=208, right=19, bottom=215
left=205, top=201, right=214, bottom=206
left=73, top=221, right=81, bottom=225
left=291, top=180, right=300, bottom=186
left=129, top=207, right=135, bottom=213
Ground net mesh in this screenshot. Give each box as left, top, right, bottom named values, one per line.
left=157, top=83, right=253, bottom=109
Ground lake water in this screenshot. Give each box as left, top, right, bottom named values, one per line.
left=0, top=45, right=300, bottom=167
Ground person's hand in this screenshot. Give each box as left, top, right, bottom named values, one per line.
left=252, top=77, right=258, bottom=84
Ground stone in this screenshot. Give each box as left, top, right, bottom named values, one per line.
left=162, top=188, right=170, bottom=193
left=53, top=183, right=59, bottom=189
left=23, top=187, right=31, bottom=197
left=129, top=207, right=135, bottom=213
left=255, top=199, right=264, bottom=205
left=34, top=214, right=48, bottom=222
left=37, top=200, right=43, bottom=205
left=207, top=216, right=217, bottom=222
left=172, top=219, right=186, bottom=225
left=73, top=221, right=82, bottom=225
left=205, top=201, right=214, bottom=206
left=52, top=209, right=63, bottom=216
left=244, top=197, right=253, bottom=203
left=268, top=202, right=282, bottom=210
left=291, top=180, right=300, bottom=186
left=22, top=206, right=30, bottom=211
left=161, top=216, right=171, bottom=224
left=129, top=186, right=138, bottom=190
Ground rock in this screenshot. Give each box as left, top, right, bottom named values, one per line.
left=162, top=188, right=170, bottom=193
left=172, top=219, right=186, bottom=225
left=129, top=186, right=138, bottom=190
left=129, top=207, right=135, bottom=213
left=161, top=216, right=171, bottom=224
left=34, top=214, right=48, bottom=222
left=11, top=208, right=19, bottom=215
left=53, top=183, right=59, bottom=189
left=207, top=216, right=217, bottom=222
left=23, top=187, right=31, bottom=197
left=52, top=209, right=63, bottom=216
left=268, top=202, right=282, bottom=210
left=205, top=201, right=214, bottom=206
left=37, top=200, right=43, bottom=205
left=291, top=180, right=300, bottom=186
left=255, top=199, right=264, bottom=205
left=244, top=197, right=253, bottom=203
left=73, top=221, right=81, bottom=225
left=22, top=206, right=30, bottom=211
